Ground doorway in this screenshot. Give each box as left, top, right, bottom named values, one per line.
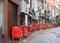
left=8, top=1, right=18, bottom=39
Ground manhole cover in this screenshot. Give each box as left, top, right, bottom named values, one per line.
left=39, top=33, right=44, bottom=34
left=56, top=35, right=60, bottom=38
left=51, top=32, right=57, bottom=35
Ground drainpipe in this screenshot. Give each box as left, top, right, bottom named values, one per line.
left=2, top=0, right=5, bottom=37
left=43, top=0, right=47, bottom=24
left=25, top=15, right=28, bottom=26
left=25, top=0, right=29, bottom=26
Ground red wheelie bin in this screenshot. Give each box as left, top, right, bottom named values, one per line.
left=31, top=24, right=34, bottom=31
left=34, top=24, right=37, bottom=30
left=42, top=24, right=46, bottom=29
left=28, top=25, right=33, bottom=32
left=22, top=26, right=28, bottom=37
left=12, top=26, right=22, bottom=39
left=36, top=24, right=40, bottom=30
left=47, top=24, right=51, bottom=28
left=53, top=24, right=57, bottom=27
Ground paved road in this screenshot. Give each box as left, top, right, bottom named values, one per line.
left=2, top=27, right=60, bottom=43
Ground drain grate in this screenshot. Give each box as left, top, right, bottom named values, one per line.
left=39, top=41, right=48, bottom=43
left=32, top=40, right=48, bottom=43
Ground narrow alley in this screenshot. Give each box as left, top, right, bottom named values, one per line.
left=1, top=27, right=60, bottom=43
left=0, top=0, right=60, bottom=43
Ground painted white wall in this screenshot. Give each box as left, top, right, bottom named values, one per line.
left=55, top=0, right=60, bottom=16
left=25, top=15, right=28, bottom=26
left=26, top=3, right=30, bottom=14
left=31, top=0, right=38, bottom=12
left=20, top=0, right=27, bottom=13
left=31, top=0, right=39, bottom=19
left=57, top=0, right=60, bottom=2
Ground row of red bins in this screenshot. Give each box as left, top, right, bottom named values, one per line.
left=12, top=24, right=57, bottom=39
left=28, top=24, right=40, bottom=32
left=41, top=24, right=57, bottom=29
left=12, top=26, right=28, bottom=39
left=12, top=24, right=40, bottom=39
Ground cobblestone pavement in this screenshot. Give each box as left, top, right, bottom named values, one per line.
left=2, top=27, right=60, bottom=43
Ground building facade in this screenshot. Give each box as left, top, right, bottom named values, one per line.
left=1, top=0, right=58, bottom=39
left=0, top=0, right=20, bottom=39
left=0, top=0, right=3, bottom=40
left=46, top=0, right=57, bottom=23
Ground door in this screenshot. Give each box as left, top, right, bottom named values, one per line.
left=8, top=1, right=18, bottom=39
